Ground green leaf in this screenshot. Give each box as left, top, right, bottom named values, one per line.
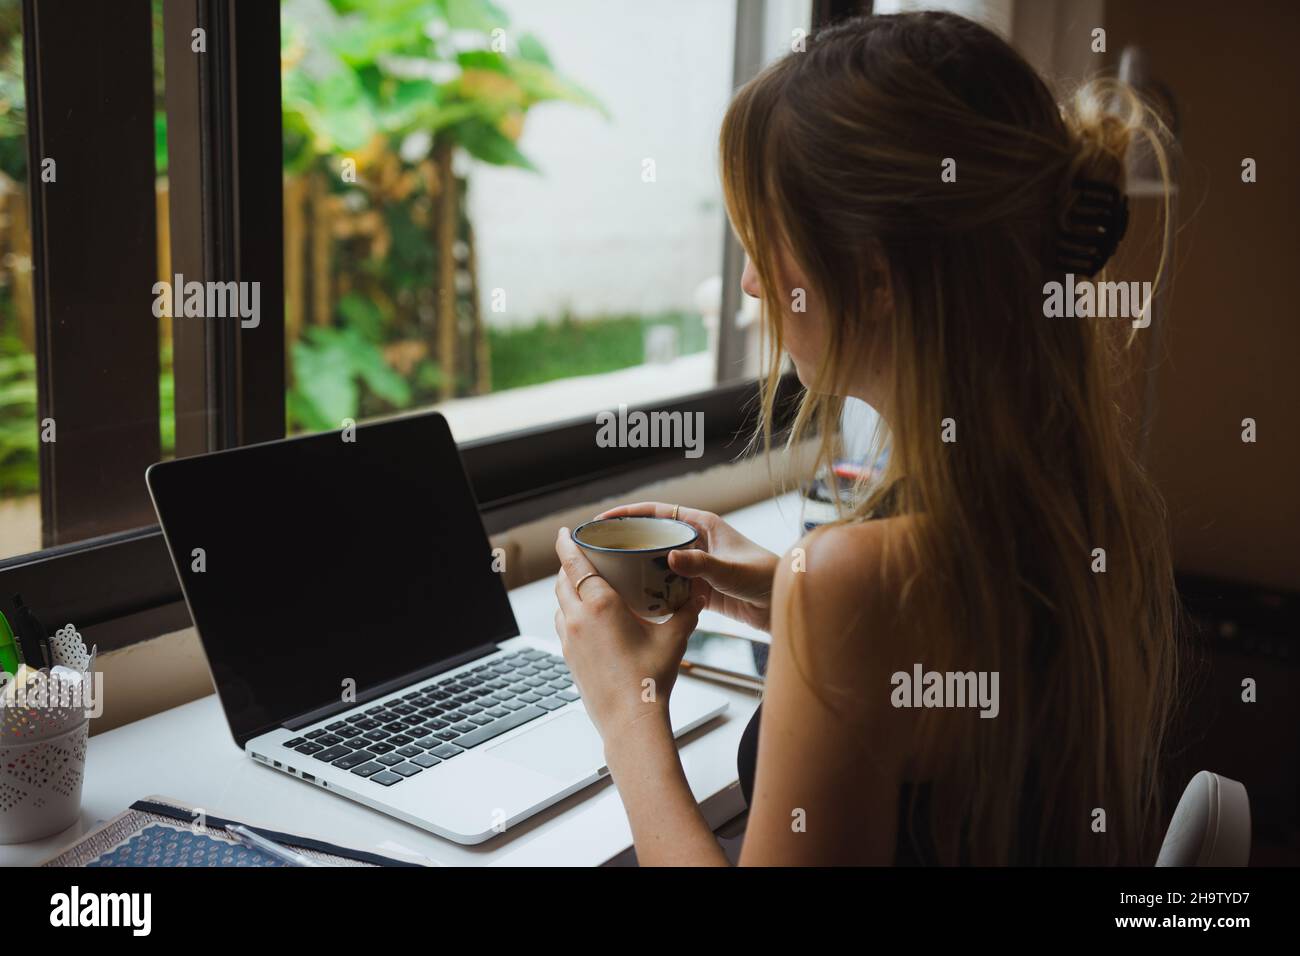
left=311, top=71, right=377, bottom=151
left=337, top=293, right=387, bottom=340
left=158, top=369, right=176, bottom=456
left=332, top=0, right=438, bottom=19
left=0, top=380, right=36, bottom=407
left=0, top=352, right=36, bottom=376
left=289, top=325, right=412, bottom=428
left=414, top=100, right=486, bottom=135
left=515, top=32, right=552, bottom=68
left=457, top=50, right=508, bottom=73
left=452, top=71, right=526, bottom=122
left=507, top=59, right=608, bottom=117
left=292, top=333, right=361, bottom=424
left=443, top=0, right=508, bottom=31
left=154, top=111, right=168, bottom=176
left=286, top=389, right=337, bottom=434
left=414, top=360, right=443, bottom=390
left=355, top=353, right=411, bottom=406
left=0, top=328, right=38, bottom=493
left=453, top=117, right=536, bottom=170
left=377, top=78, right=441, bottom=132
left=329, top=6, right=439, bottom=65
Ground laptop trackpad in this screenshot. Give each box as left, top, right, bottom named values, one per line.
left=485, top=711, right=605, bottom=781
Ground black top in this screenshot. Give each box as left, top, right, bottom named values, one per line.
left=736, top=703, right=938, bottom=865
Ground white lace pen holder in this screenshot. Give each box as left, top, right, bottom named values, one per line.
left=0, top=625, right=97, bottom=844
left=0, top=716, right=89, bottom=844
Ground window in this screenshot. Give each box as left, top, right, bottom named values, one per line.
left=279, top=0, right=810, bottom=443
left=0, top=0, right=277, bottom=644
left=0, top=0, right=171, bottom=565
left=871, top=0, right=1010, bottom=36
left=0, top=0, right=817, bottom=651
left=0, top=1, right=34, bottom=559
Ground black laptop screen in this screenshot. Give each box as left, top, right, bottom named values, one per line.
left=147, top=412, right=519, bottom=746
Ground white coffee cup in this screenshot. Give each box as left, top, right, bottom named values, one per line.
left=572, top=516, right=700, bottom=619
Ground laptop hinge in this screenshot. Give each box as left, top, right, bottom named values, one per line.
left=281, top=643, right=501, bottom=731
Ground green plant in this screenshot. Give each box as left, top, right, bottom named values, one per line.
left=0, top=332, right=36, bottom=493
left=0, top=0, right=618, bottom=493
left=287, top=324, right=414, bottom=431
left=0, top=35, right=25, bottom=182
left=280, top=0, right=606, bottom=429
left=158, top=343, right=175, bottom=458
left=281, top=0, right=604, bottom=172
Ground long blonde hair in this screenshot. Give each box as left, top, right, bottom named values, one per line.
left=721, top=11, right=1180, bottom=865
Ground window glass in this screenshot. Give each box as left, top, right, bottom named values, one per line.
left=0, top=1, right=36, bottom=559
left=279, top=0, right=807, bottom=442
left=0, top=0, right=172, bottom=562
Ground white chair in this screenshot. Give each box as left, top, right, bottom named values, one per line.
left=1156, top=771, right=1251, bottom=866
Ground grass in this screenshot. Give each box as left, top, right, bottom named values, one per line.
left=489, top=310, right=708, bottom=392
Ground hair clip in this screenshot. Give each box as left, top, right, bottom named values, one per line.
left=1056, top=178, right=1129, bottom=277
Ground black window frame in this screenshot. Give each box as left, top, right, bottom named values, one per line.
left=21, top=0, right=162, bottom=549
left=0, top=0, right=828, bottom=653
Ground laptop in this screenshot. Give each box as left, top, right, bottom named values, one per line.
left=146, top=410, right=728, bottom=844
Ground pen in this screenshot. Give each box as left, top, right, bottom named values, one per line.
left=224, top=824, right=321, bottom=867
left=678, top=658, right=764, bottom=691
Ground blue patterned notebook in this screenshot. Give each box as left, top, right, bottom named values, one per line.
left=87, top=824, right=292, bottom=867
left=43, top=796, right=423, bottom=867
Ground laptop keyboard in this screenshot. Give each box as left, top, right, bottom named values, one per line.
left=280, top=649, right=578, bottom=788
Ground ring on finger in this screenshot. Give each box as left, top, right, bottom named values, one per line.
left=574, top=571, right=601, bottom=600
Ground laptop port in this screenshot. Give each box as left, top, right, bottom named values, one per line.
left=273, top=761, right=282, bottom=769
left=302, top=773, right=315, bottom=782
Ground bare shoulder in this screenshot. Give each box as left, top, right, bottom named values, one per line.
left=769, top=522, right=925, bottom=686
left=773, top=515, right=922, bottom=640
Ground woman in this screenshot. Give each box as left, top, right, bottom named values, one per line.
left=553, top=11, right=1179, bottom=865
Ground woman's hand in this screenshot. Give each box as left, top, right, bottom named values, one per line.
left=597, top=502, right=779, bottom=631
left=553, top=527, right=707, bottom=745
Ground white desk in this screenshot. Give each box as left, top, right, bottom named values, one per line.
left=1, top=493, right=808, bottom=867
